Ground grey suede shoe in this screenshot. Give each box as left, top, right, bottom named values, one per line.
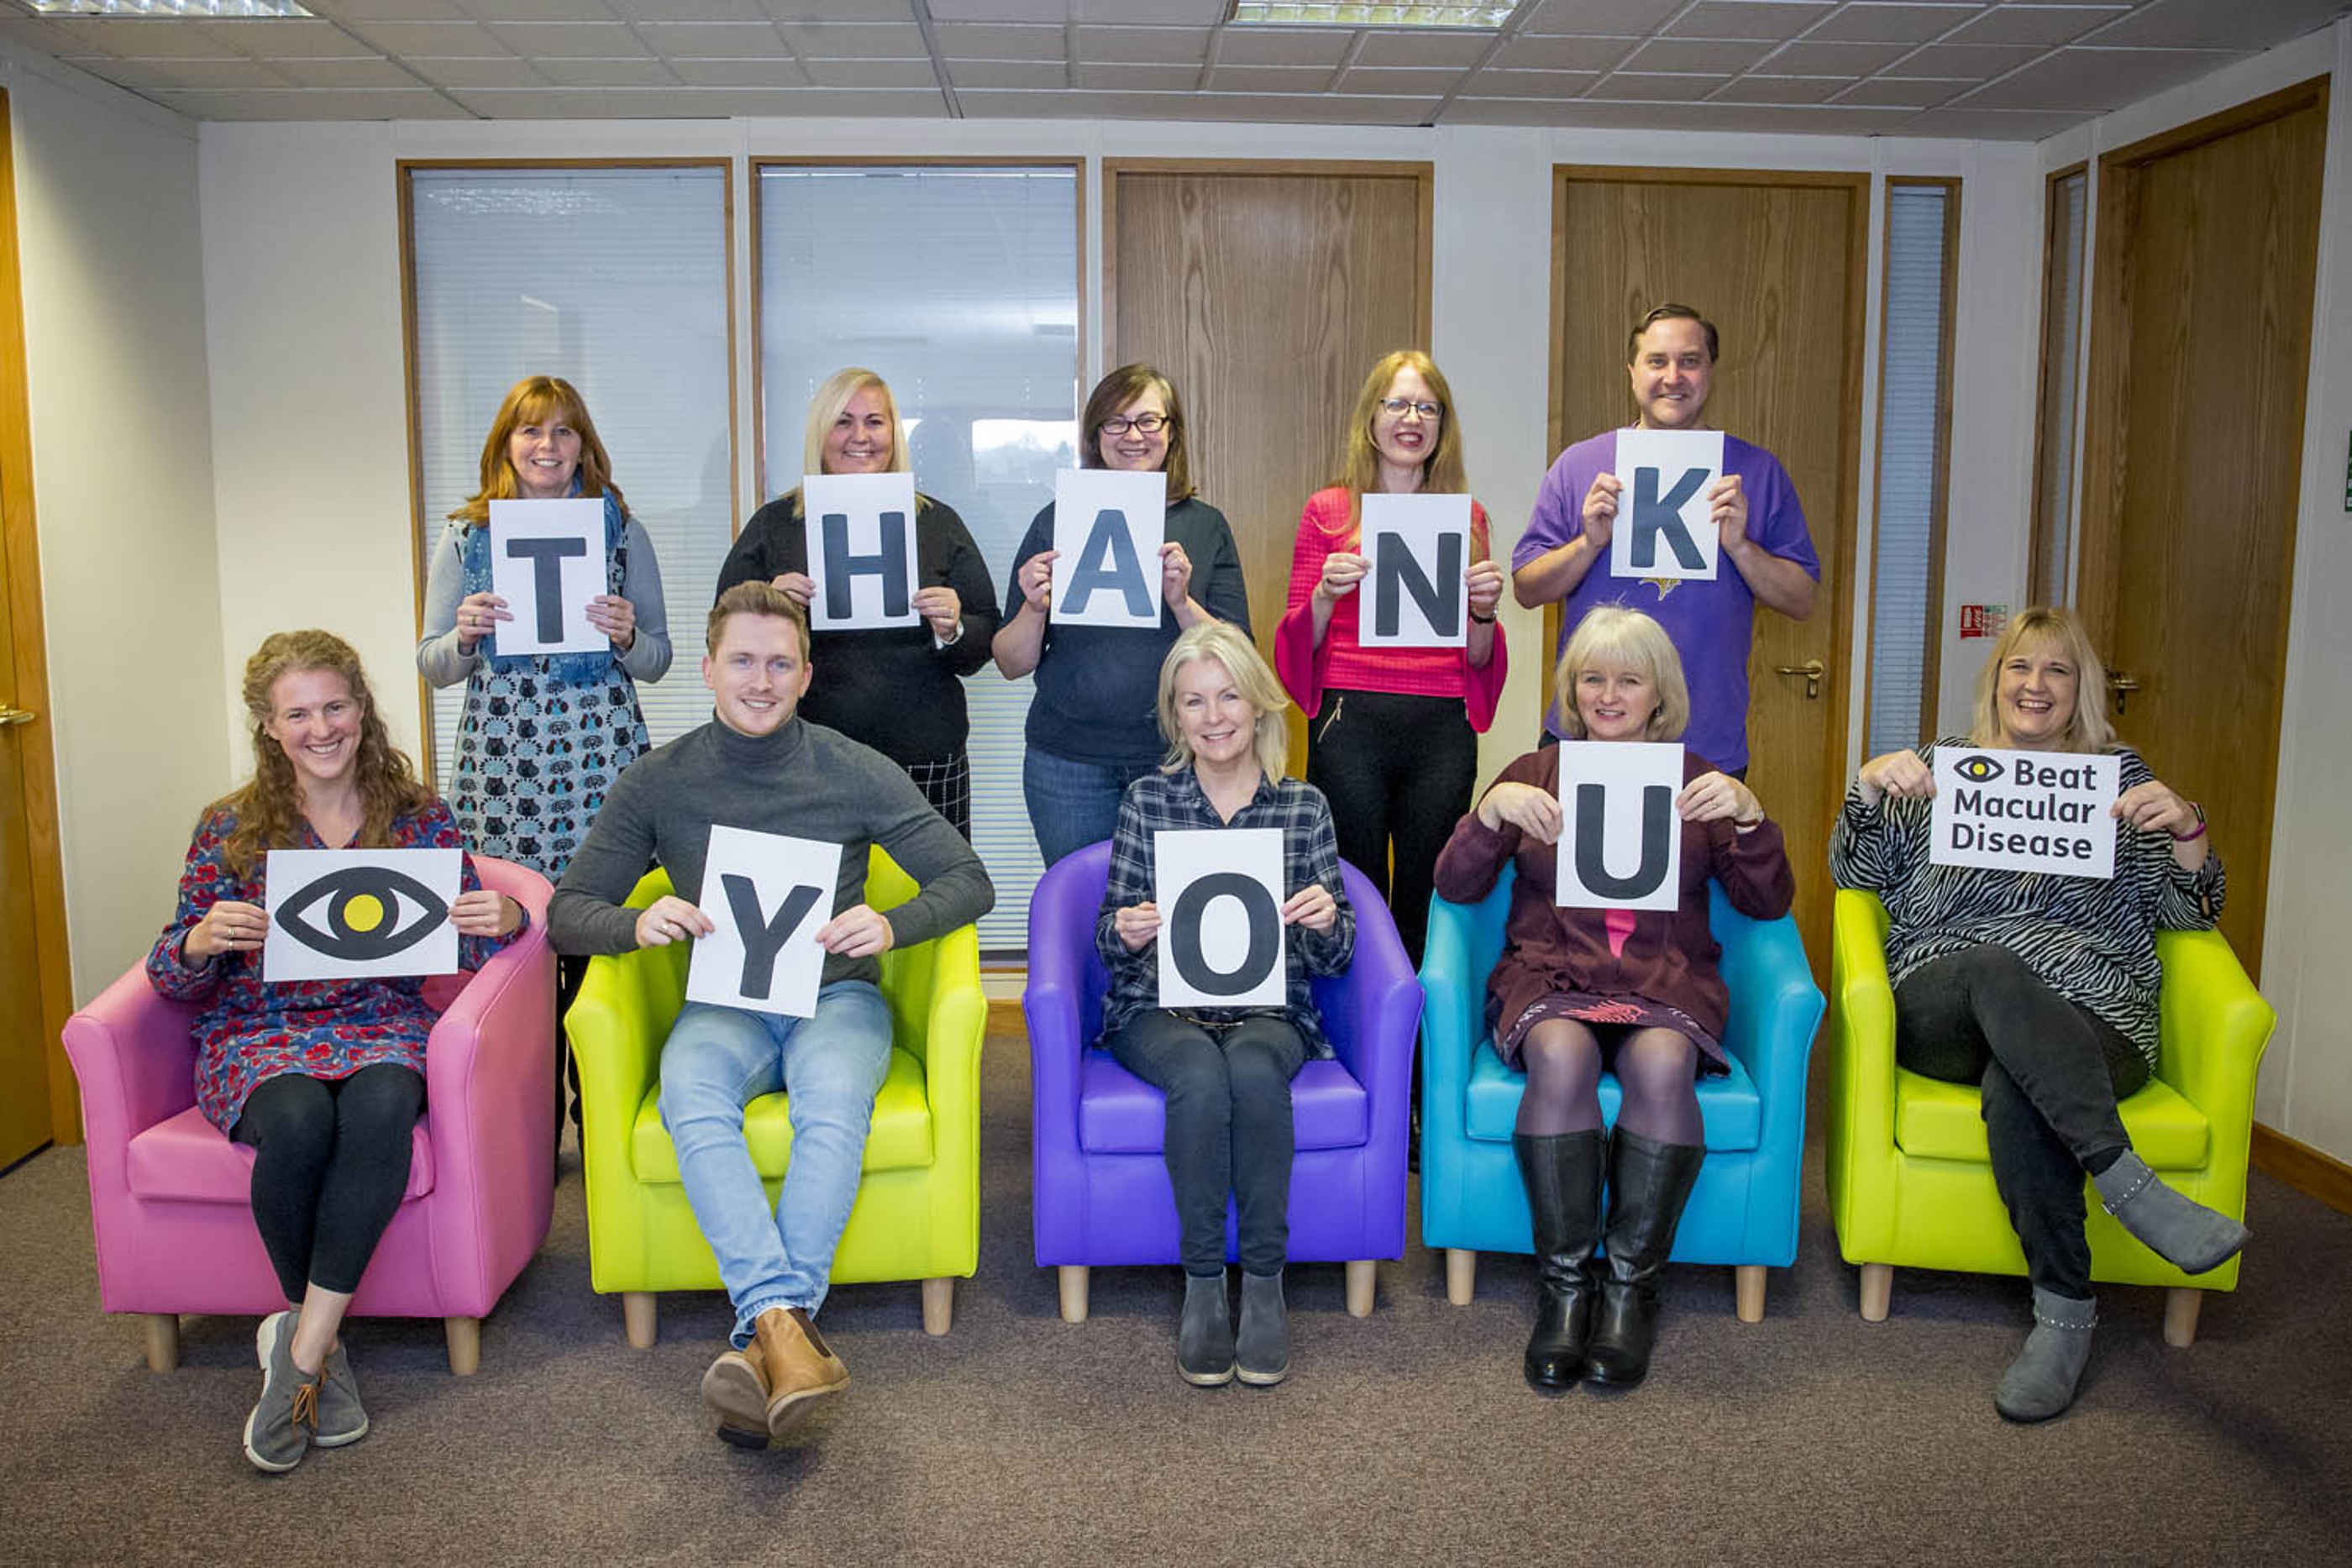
left=244, top=1310, right=321, bottom=1474
left=1995, top=1288, right=2097, bottom=1423
left=1235, top=1271, right=1289, bottom=1387
left=313, top=1340, right=369, bottom=1449
left=1176, top=1271, right=1235, bottom=1387
left=2093, top=1151, right=2250, bottom=1276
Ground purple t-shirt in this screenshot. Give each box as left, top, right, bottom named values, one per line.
left=1514, top=429, right=1819, bottom=773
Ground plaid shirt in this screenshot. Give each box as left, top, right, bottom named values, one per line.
left=1095, top=767, right=1355, bottom=1053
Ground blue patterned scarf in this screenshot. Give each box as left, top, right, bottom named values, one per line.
left=457, top=488, right=627, bottom=685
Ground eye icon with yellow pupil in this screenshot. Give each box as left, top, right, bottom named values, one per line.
left=276, top=867, right=451, bottom=961
left=1953, top=754, right=2005, bottom=784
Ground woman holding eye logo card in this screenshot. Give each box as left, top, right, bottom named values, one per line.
left=145, top=630, right=526, bottom=1473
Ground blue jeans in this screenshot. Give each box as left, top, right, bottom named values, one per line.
left=1023, top=747, right=1158, bottom=866
left=658, top=983, right=893, bottom=1345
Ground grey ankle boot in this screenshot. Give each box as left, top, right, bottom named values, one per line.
left=1176, top=1271, right=1235, bottom=1387
left=1995, top=1287, right=2097, bottom=1422
left=2092, top=1151, right=2250, bottom=1276
left=1236, top=1271, right=1289, bottom=1387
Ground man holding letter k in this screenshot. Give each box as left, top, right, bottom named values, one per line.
left=549, top=582, right=992, bottom=1448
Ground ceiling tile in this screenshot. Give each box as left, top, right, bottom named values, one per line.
left=944, top=58, right=1067, bottom=87
left=1760, top=37, right=1913, bottom=71
left=801, top=56, right=941, bottom=87
left=308, top=0, right=473, bottom=19
left=344, top=19, right=510, bottom=53
left=1663, top=2, right=1837, bottom=42
left=1336, top=65, right=1467, bottom=95
left=954, top=87, right=1139, bottom=117
left=153, top=86, right=467, bottom=117
left=1210, top=26, right=1352, bottom=66
left=631, top=21, right=785, bottom=53
left=1620, top=36, right=1777, bottom=71
left=1834, top=73, right=1967, bottom=105
left=1470, top=66, right=1600, bottom=97
left=1353, top=28, right=1491, bottom=66
left=1162, top=90, right=1436, bottom=124
left=404, top=55, right=549, bottom=85
left=759, top=0, right=916, bottom=18
left=455, top=0, right=619, bottom=20
left=1587, top=71, right=1734, bottom=101
left=225, top=20, right=380, bottom=57
left=664, top=54, right=809, bottom=82
left=778, top=20, right=928, bottom=55
left=269, top=55, right=423, bottom=86
left=0, top=18, right=92, bottom=54
left=934, top=22, right=1064, bottom=59
left=1071, top=60, right=1201, bottom=89
left=604, top=0, right=770, bottom=21
left=55, top=22, right=258, bottom=60
left=2083, top=0, right=2348, bottom=48
left=486, top=20, right=652, bottom=54
left=1894, top=103, right=2089, bottom=139
left=1072, top=24, right=1210, bottom=62
left=1941, top=4, right=2123, bottom=47
left=1443, top=93, right=1915, bottom=131
left=1208, top=63, right=1336, bottom=91
left=1520, top=0, right=1683, bottom=33
left=448, top=83, right=941, bottom=114
left=1885, top=41, right=2043, bottom=77
left=528, top=54, right=680, bottom=84
left=1952, top=43, right=2240, bottom=111
left=1493, top=34, right=1635, bottom=71
left=1810, top=4, right=1983, bottom=45
left=1074, top=0, right=1223, bottom=20
left=924, top=0, right=1064, bottom=16
left=1710, top=72, right=1849, bottom=102
left=65, top=55, right=291, bottom=89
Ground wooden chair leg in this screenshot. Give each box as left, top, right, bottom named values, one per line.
left=1860, top=1262, right=1893, bottom=1322
left=1057, top=1265, right=1089, bottom=1324
left=141, top=1314, right=181, bottom=1372
left=921, top=1277, right=953, bottom=1337
left=444, top=1316, right=481, bottom=1376
left=1735, top=1264, right=1766, bottom=1324
left=2164, top=1287, right=2203, bottom=1348
left=1344, top=1259, right=1376, bottom=1319
left=1445, top=1248, right=1477, bottom=1306
left=622, top=1291, right=658, bottom=1349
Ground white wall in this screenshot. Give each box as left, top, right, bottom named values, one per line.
left=3, top=48, right=227, bottom=999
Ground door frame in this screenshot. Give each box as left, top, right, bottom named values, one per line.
left=0, top=90, right=81, bottom=1145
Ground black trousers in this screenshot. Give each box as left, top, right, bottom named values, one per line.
left=1106, top=1010, right=1309, bottom=1277
left=1894, top=944, right=2149, bottom=1299
left=1309, top=689, right=1478, bottom=969
left=231, top=1064, right=425, bottom=1300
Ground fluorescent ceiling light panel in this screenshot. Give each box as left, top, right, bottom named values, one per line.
left=26, top=0, right=316, bottom=14
left=1230, top=3, right=1514, bottom=25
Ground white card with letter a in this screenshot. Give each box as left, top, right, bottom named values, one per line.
left=1554, top=742, right=1685, bottom=911
left=685, top=826, right=843, bottom=1018
left=1153, top=828, right=1287, bottom=1009
left=488, top=498, right=606, bottom=654
left=1051, top=469, right=1166, bottom=628
left=1930, top=747, right=2118, bottom=879
left=1609, top=429, right=1723, bottom=583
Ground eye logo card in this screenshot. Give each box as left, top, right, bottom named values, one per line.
left=1359, top=492, right=1471, bottom=649
left=1051, top=469, right=1167, bottom=628
left=685, top=826, right=844, bottom=1019
left=1930, top=746, right=2119, bottom=878
left=263, top=849, right=462, bottom=981
left=802, top=472, right=921, bottom=631
left=1610, top=429, right=1724, bottom=583
left=1154, top=827, right=1287, bottom=1009
left=1554, top=742, right=1685, bottom=911
left=488, top=497, right=606, bottom=654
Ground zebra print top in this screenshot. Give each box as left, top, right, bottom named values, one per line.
left=1829, top=739, right=2224, bottom=1067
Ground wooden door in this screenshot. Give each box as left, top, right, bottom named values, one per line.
left=2077, top=80, right=2329, bottom=975
left=0, top=486, right=51, bottom=1169
left=1104, top=160, right=1433, bottom=769
left=1547, top=167, right=1867, bottom=973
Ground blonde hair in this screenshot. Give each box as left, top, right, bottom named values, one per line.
left=781, top=367, right=936, bottom=519
left=450, top=375, right=624, bottom=527
left=1081, top=364, right=1196, bottom=504
left=706, top=579, right=809, bottom=659
left=1552, top=605, right=1690, bottom=742
left=1968, top=606, right=2114, bottom=753
left=1157, top=621, right=1289, bottom=780
left=1339, top=349, right=1467, bottom=506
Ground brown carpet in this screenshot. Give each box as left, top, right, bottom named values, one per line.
left=5, top=1024, right=2350, bottom=1566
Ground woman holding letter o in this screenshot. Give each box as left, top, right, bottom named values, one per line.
left=1096, top=621, right=1353, bottom=1388
left=1830, top=606, right=2237, bottom=1423
left=994, top=363, right=1251, bottom=865
left=1432, top=605, right=1792, bottom=1392
left=716, top=367, right=1001, bottom=836
left=1275, top=349, right=1508, bottom=969
left=147, top=631, right=526, bottom=1473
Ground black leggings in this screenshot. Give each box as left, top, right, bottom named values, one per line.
left=231, top=1065, right=425, bottom=1300
left=1307, top=689, right=1478, bottom=968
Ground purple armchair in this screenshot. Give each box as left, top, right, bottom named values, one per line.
left=61, top=857, right=555, bottom=1375
left=1026, top=841, right=1421, bottom=1321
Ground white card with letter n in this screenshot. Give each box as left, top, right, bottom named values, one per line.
left=1051, top=469, right=1167, bottom=628
left=1359, top=492, right=1472, bottom=649
left=1609, top=429, right=1724, bottom=583
left=262, top=848, right=462, bottom=982
left=685, top=826, right=844, bottom=1018
left=1930, top=747, right=2119, bottom=879
left=1153, top=827, right=1287, bottom=1009
left=488, top=497, right=606, bottom=654
left=1554, top=742, right=1685, bottom=911
left=802, top=472, right=921, bottom=631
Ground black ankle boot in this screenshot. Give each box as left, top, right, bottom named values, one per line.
left=1581, top=1127, right=1704, bottom=1387
left=1513, top=1130, right=1604, bottom=1392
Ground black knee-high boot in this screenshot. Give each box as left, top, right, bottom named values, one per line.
left=1581, top=1126, right=1704, bottom=1387
left=1512, top=1130, right=1604, bottom=1391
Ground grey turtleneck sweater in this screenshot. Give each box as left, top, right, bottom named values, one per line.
left=548, top=713, right=994, bottom=988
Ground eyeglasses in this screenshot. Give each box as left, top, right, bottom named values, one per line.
left=1380, top=397, right=1442, bottom=420
left=1100, top=412, right=1170, bottom=436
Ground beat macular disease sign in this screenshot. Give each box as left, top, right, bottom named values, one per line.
left=1929, top=747, right=2119, bottom=878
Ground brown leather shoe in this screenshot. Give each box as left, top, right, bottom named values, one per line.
left=700, top=1336, right=771, bottom=1449
left=753, top=1306, right=848, bottom=1438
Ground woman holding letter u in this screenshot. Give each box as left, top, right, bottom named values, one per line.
left=1433, top=605, right=1791, bottom=1392
left=1830, top=606, right=2240, bottom=1423
left=1097, top=621, right=1352, bottom=1388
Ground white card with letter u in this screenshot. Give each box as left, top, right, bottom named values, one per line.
left=1554, top=742, right=1684, bottom=911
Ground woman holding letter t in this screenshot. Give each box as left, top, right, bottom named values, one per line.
left=1831, top=606, right=2238, bottom=1423
left=1433, top=606, right=1791, bottom=1392
left=148, top=632, right=525, bottom=1472
left=1097, top=622, right=1352, bottom=1388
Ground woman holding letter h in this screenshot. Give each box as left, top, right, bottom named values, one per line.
left=1831, top=606, right=2240, bottom=1422
left=1433, top=606, right=1791, bottom=1391
left=1098, top=621, right=1352, bottom=1387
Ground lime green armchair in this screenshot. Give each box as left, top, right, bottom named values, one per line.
left=1825, top=889, right=2271, bottom=1346
left=564, top=848, right=985, bottom=1346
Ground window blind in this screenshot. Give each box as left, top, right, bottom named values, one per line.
left=1867, top=184, right=1955, bottom=760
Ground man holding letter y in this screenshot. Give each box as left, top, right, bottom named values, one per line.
left=549, top=581, right=992, bottom=1448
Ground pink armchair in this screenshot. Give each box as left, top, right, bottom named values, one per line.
left=61, top=856, right=555, bottom=1375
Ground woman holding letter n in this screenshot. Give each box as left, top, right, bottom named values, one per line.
left=716, top=367, right=1002, bottom=836
left=1097, top=621, right=1352, bottom=1388
left=1275, top=349, right=1508, bottom=969
left=1432, top=606, right=1791, bottom=1392
left=147, top=631, right=526, bottom=1473
left=1830, top=606, right=2238, bottom=1423
left=995, top=363, right=1251, bottom=864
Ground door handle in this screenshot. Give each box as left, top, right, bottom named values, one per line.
left=2107, top=671, right=2140, bottom=715
left=0, top=705, right=35, bottom=727
left=1772, top=658, right=1825, bottom=700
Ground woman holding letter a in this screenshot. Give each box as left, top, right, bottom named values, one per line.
left=147, top=632, right=526, bottom=1473
left=1098, top=621, right=1352, bottom=1388
left=1831, top=606, right=2239, bottom=1423
left=1275, top=349, right=1508, bottom=969
left=716, top=367, right=1001, bottom=836
left=1432, top=606, right=1791, bottom=1392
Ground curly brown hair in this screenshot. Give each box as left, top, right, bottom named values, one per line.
left=210, top=630, right=434, bottom=878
